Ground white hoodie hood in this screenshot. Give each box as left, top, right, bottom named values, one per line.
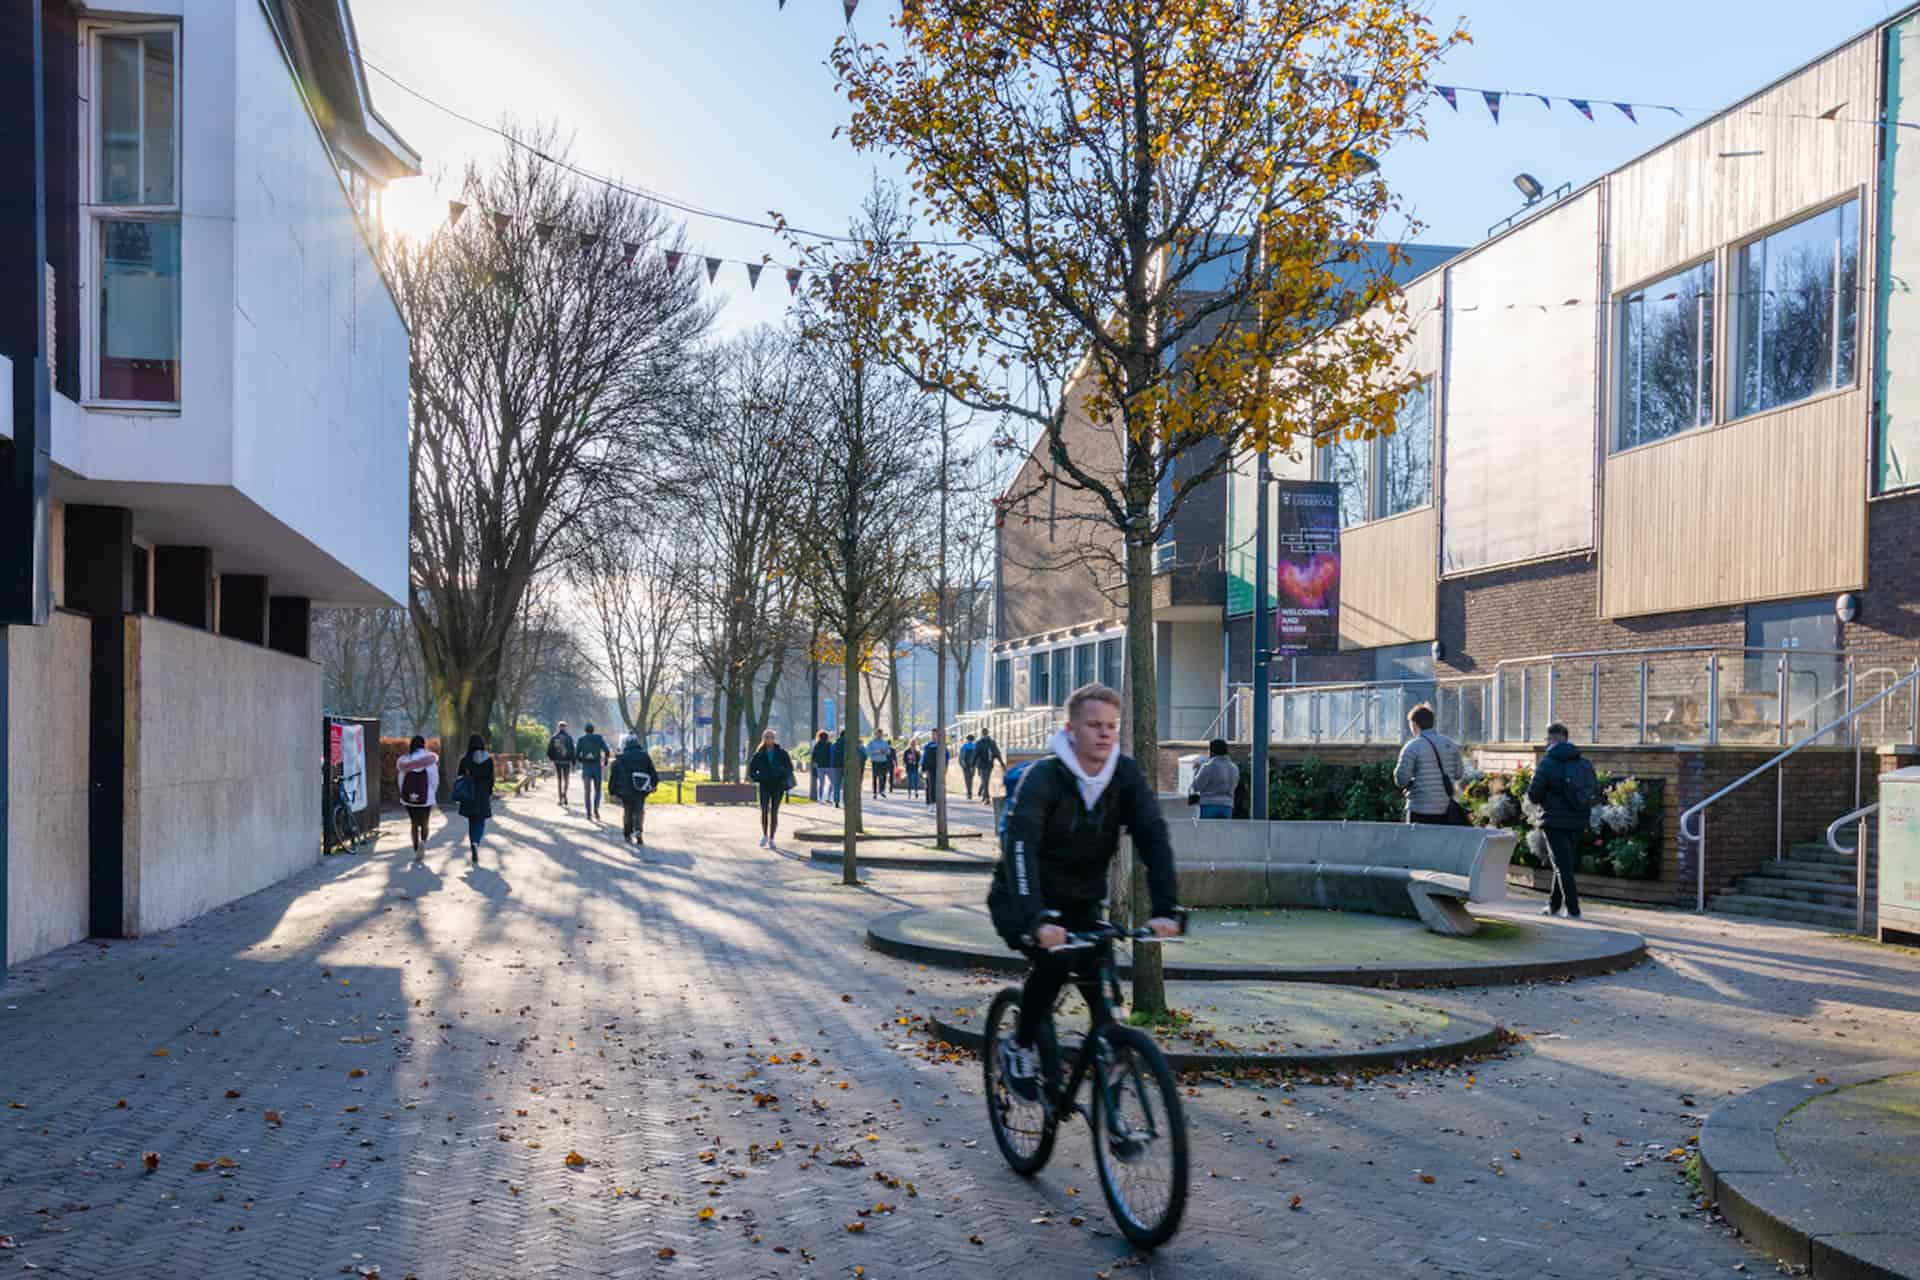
left=1047, top=728, right=1118, bottom=811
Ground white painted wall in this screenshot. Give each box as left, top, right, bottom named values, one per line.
left=5, top=611, right=92, bottom=966
left=58, top=0, right=409, bottom=605
left=122, top=615, right=321, bottom=938
left=1441, top=188, right=1602, bottom=575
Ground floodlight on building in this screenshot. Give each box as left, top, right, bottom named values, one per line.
left=1513, top=172, right=1545, bottom=203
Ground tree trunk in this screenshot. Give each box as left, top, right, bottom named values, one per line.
left=841, top=637, right=863, bottom=884
left=934, top=420, right=951, bottom=851
left=888, top=644, right=904, bottom=740
left=1123, top=490, right=1165, bottom=1015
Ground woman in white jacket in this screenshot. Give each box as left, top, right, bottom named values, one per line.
left=395, top=735, right=440, bottom=863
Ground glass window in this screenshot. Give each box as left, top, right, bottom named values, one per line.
left=98, top=220, right=181, bottom=403
left=1051, top=649, right=1072, bottom=707
left=1616, top=260, right=1715, bottom=449
left=1736, top=200, right=1860, bottom=418
left=1098, top=637, right=1123, bottom=690
left=97, top=31, right=176, bottom=207
left=993, top=659, right=1012, bottom=709
left=1326, top=430, right=1370, bottom=529
left=1073, top=643, right=1096, bottom=690
left=1379, top=379, right=1433, bottom=517
left=1029, top=654, right=1049, bottom=708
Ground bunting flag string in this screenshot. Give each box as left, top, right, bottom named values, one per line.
left=1482, top=90, right=1501, bottom=124
left=706, top=257, right=723, bottom=284
left=786, top=268, right=804, bottom=295
left=1421, top=78, right=1680, bottom=124
left=747, top=263, right=764, bottom=291
left=664, top=250, right=683, bottom=275
left=1436, top=85, right=1457, bottom=112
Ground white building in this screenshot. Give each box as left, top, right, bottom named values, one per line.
left=1, top=0, right=416, bottom=969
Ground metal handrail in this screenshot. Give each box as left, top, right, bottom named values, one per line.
left=1679, top=668, right=1920, bottom=914
left=1826, top=801, right=1879, bottom=936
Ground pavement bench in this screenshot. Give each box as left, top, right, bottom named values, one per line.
left=652, top=769, right=686, bottom=803
left=1149, top=804, right=1514, bottom=937
left=695, top=781, right=757, bottom=805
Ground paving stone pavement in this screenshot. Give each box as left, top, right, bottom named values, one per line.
left=3, top=795, right=1918, bottom=1279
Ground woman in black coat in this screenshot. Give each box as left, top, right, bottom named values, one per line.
left=747, top=729, right=796, bottom=850
left=607, top=734, right=659, bottom=847
left=455, top=733, right=495, bottom=864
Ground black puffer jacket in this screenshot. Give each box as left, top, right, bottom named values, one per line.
left=987, top=751, right=1178, bottom=945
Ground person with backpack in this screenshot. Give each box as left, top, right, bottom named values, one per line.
left=574, top=722, right=610, bottom=821
left=988, top=684, right=1182, bottom=1099
left=748, top=729, right=797, bottom=850
left=973, top=730, right=1004, bottom=805
left=1528, top=722, right=1598, bottom=919
left=1188, top=739, right=1241, bottom=819
left=547, top=722, right=578, bottom=807
left=902, top=740, right=923, bottom=798
left=607, top=733, right=659, bottom=848
left=453, top=734, right=495, bottom=865
left=921, top=729, right=944, bottom=808
left=809, top=731, right=832, bottom=802
left=866, top=731, right=892, bottom=798
left=1393, top=704, right=1468, bottom=825
left=959, top=734, right=978, bottom=798
left=395, top=735, right=440, bottom=863
left=829, top=730, right=848, bottom=807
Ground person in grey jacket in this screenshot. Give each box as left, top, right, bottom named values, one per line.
left=1189, top=739, right=1240, bottom=819
left=1393, top=704, right=1466, bottom=824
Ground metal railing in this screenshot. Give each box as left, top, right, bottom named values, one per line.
left=1679, top=668, right=1920, bottom=917
left=948, top=706, right=1057, bottom=752
left=1827, top=801, right=1879, bottom=936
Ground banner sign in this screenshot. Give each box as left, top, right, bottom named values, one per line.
left=339, top=722, right=366, bottom=811
left=1272, top=480, right=1341, bottom=654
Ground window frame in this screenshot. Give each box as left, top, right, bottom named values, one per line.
left=1028, top=653, right=1049, bottom=709
left=1610, top=255, right=1717, bottom=453
left=1727, top=193, right=1863, bottom=425
left=1316, top=376, right=1435, bottom=526
left=1050, top=648, right=1072, bottom=708
left=81, top=20, right=184, bottom=411
left=993, top=658, right=1012, bottom=709
left=1098, top=637, right=1123, bottom=691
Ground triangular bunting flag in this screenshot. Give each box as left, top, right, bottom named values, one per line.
left=1614, top=102, right=1637, bottom=123
left=1436, top=85, right=1457, bottom=111
left=664, top=250, right=683, bottom=275
left=622, top=242, right=640, bottom=266
left=579, top=233, right=600, bottom=250
left=1342, top=73, right=1362, bottom=92
left=1482, top=90, right=1501, bottom=123
left=1570, top=99, right=1594, bottom=121
left=746, top=263, right=764, bottom=290
left=705, top=257, right=723, bottom=284
left=785, top=267, right=802, bottom=295
left=448, top=201, right=467, bottom=226
left=1532, top=94, right=1551, bottom=109
left=1664, top=105, right=1684, bottom=117
left=844, top=0, right=858, bottom=19
left=491, top=213, right=510, bottom=235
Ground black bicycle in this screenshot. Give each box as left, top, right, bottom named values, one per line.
left=326, top=767, right=363, bottom=852
left=982, top=920, right=1191, bottom=1248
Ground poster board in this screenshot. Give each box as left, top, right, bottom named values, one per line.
left=1272, top=480, right=1341, bottom=654
left=329, top=719, right=367, bottom=811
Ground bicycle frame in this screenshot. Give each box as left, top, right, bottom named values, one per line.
left=1042, top=938, right=1129, bottom=1121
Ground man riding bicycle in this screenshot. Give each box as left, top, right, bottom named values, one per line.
left=987, top=683, right=1182, bottom=1101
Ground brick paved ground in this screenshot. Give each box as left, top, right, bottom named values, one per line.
left=3, top=793, right=1917, bottom=1279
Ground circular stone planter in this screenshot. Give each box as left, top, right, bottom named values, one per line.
left=868, top=904, right=1645, bottom=989
left=929, top=981, right=1504, bottom=1073
left=807, top=847, right=996, bottom=873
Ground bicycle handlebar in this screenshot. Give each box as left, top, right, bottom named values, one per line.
left=1046, top=911, right=1191, bottom=952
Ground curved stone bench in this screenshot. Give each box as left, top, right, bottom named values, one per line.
left=1145, top=808, right=1515, bottom=937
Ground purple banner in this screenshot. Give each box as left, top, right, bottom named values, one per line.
left=1273, top=480, right=1341, bottom=655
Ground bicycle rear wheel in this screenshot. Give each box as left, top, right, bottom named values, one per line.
left=329, top=803, right=357, bottom=851
left=982, top=988, right=1057, bottom=1175
left=1090, top=1024, right=1188, bottom=1249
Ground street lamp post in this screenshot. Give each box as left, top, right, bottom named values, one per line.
left=1251, top=448, right=1272, bottom=820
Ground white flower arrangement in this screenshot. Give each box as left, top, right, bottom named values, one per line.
left=1520, top=798, right=1547, bottom=828
left=1481, top=793, right=1517, bottom=825
left=1526, top=828, right=1550, bottom=859
left=1588, top=779, right=1648, bottom=835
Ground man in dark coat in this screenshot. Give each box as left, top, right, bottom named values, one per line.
left=1527, top=723, right=1598, bottom=919
left=607, top=734, right=660, bottom=847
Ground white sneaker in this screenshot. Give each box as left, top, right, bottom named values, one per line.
left=758, top=836, right=768, bottom=848
left=1000, top=1038, right=1042, bottom=1103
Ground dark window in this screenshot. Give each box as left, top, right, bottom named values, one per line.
left=1073, top=643, right=1095, bottom=690
left=1029, top=653, right=1049, bottom=708
left=993, top=658, right=1012, bottom=709
left=1051, top=649, right=1072, bottom=707
left=1099, top=637, right=1123, bottom=690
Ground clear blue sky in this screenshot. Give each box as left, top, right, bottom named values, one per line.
left=358, top=0, right=1912, bottom=337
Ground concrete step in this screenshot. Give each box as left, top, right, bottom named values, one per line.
left=1751, top=860, right=1868, bottom=887
left=1730, top=876, right=1861, bottom=908
left=1706, top=893, right=1865, bottom=931
left=1788, top=844, right=1865, bottom=868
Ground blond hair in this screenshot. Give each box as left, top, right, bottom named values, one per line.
left=761, top=729, right=778, bottom=744
left=1065, top=683, right=1122, bottom=721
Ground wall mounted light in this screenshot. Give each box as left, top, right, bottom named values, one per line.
left=1836, top=593, right=1860, bottom=624
left=1513, top=172, right=1544, bottom=203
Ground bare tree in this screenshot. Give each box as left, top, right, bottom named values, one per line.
left=388, top=124, right=712, bottom=790
left=315, top=607, right=413, bottom=721
left=495, top=579, right=563, bottom=757
left=571, top=526, right=690, bottom=739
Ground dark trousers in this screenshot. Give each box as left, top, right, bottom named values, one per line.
left=962, top=764, right=976, bottom=798
left=406, top=805, right=431, bottom=849
left=759, top=786, right=784, bottom=837
left=622, top=796, right=646, bottom=842
left=555, top=762, right=572, bottom=801
left=871, top=761, right=887, bottom=796
left=1409, top=809, right=1455, bottom=825
left=1544, top=827, right=1582, bottom=916
left=925, top=769, right=939, bottom=805
left=1015, top=907, right=1103, bottom=1046
left=581, top=768, right=602, bottom=817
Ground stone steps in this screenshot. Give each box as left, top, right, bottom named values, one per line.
left=1730, top=875, right=1865, bottom=908
left=1704, top=893, right=1865, bottom=931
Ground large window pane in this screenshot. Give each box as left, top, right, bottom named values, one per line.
left=1736, top=201, right=1860, bottom=417
left=993, top=659, right=1012, bottom=709
left=1029, top=654, right=1048, bottom=708
left=99, top=220, right=181, bottom=402
left=1616, top=260, right=1715, bottom=449
left=1098, top=637, right=1123, bottom=690
left=1051, top=649, right=1072, bottom=707
left=99, top=36, right=142, bottom=204
left=1073, top=643, right=1095, bottom=690
left=1379, top=379, right=1433, bottom=516
left=1326, top=430, right=1370, bottom=528
left=142, top=33, right=176, bottom=205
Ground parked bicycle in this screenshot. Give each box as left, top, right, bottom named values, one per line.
left=981, top=919, right=1191, bottom=1248
left=326, top=765, right=364, bottom=852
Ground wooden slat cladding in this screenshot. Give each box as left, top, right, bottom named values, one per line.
left=1339, top=507, right=1438, bottom=649
left=1608, top=39, right=1879, bottom=288
left=1600, top=392, right=1868, bottom=618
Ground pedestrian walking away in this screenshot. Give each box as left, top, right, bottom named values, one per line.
left=902, top=741, right=922, bottom=798
left=960, top=733, right=978, bottom=798
left=1393, top=704, right=1468, bottom=825
left=749, top=729, right=797, bottom=849
left=607, top=733, right=659, bottom=847
left=1188, top=738, right=1240, bottom=820
left=987, top=684, right=1181, bottom=1098
left=396, top=734, right=440, bottom=861
left=574, top=722, right=610, bottom=820
left=829, top=730, right=848, bottom=807
left=922, top=729, right=944, bottom=807
left=1528, top=722, right=1598, bottom=919
left=809, top=731, right=831, bottom=802
left=973, top=730, right=1004, bottom=806
left=453, top=735, right=495, bottom=863
left=547, top=721, right=577, bottom=807
left=867, top=731, right=892, bottom=798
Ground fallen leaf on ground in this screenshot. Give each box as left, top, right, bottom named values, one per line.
left=564, top=1150, right=587, bottom=1167
left=142, top=1152, right=160, bottom=1172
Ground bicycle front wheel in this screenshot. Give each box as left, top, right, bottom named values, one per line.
left=329, top=804, right=357, bottom=850
left=982, top=988, right=1057, bottom=1175
left=1090, top=1024, right=1188, bottom=1249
